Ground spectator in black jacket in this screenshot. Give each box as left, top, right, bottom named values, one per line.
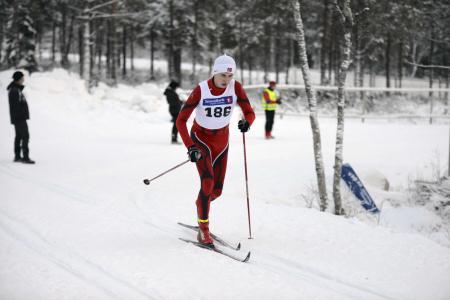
left=7, top=71, right=35, bottom=164
left=164, top=80, right=183, bottom=144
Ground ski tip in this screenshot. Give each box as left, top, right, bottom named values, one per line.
left=243, top=251, right=251, bottom=263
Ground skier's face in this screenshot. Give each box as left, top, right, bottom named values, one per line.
left=213, top=73, right=233, bottom=88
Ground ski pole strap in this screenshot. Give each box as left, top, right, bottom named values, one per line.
left=197, top=218, right=209, bottom=223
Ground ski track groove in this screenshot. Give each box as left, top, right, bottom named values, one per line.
left=0, top=163, right=401, bottom=299
left=257, top=252, right=397, bottom=300
left=0, top=163, right=172, bottom=235
left=0, top=209, right=159, bottom=300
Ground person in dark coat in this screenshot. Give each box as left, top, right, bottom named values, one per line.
left=7, top=71, right=35, bottom=164
left=164, top=80, right=183, bottom=144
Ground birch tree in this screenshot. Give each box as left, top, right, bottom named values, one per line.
left=291, top=0, right=329, bottom=211
left=332, top=0, right=353, bottom=215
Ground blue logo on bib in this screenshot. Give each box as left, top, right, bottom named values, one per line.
left=203, top=96, right=233, bottom=106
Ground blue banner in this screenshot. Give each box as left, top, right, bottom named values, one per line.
left=341, top=163, right=380, bottom=213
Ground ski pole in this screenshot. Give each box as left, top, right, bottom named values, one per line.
left=242, top=132, right=253, bottom=239
left=143, top=159, right=190, bottom=185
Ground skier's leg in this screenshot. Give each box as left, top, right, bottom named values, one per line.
left=211, top=146, right=228, bottom=201
left=191, top=133, right=214, bottom=221
left=192, top=140, right=214, bottom=245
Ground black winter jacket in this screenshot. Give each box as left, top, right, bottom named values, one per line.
left=7, top=82, right=29, bottom=124
left=164, top=87, right=182, bottom=115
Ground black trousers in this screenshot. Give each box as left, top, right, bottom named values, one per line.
left=14, top=121, right=29, bottom=159
left=170, top=111, right=179, bottom=141
left=265, top=110, right=275, bottom=132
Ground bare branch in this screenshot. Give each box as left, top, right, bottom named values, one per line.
left=406, top=61, right=450, bottom=70
left=88, top=0, right=121, bottom=13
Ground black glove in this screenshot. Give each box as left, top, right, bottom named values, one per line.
left=238, top=119, right=250, bottom=133
left=276, top=99, right=282, bottom=104
left=188, top=146, right=202, bottom=162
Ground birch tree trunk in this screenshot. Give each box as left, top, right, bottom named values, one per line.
left=292, top=0, right=329, bottom=211
left=332, top=0, right=353, bottom=215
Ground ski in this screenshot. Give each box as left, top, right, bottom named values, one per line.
left=179, top=238, right=251, bottom=263
left=177, top=222, right=241, bottom=250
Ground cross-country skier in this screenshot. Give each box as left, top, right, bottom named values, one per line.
left=176, top=54, right=255, bottom=246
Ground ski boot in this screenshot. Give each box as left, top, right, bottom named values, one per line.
left=197, top=219, right=213, bottom=246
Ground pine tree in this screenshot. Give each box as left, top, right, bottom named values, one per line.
left=3, top=0, right=38, bottom=72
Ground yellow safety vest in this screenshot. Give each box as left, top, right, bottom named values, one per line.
left=261, top=88, right=278, bottom=111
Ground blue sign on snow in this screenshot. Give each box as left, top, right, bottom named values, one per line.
left=341, top=163, right=380, bottom=213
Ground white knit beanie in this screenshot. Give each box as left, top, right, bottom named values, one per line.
left=212, top=54, right=236, bottom=75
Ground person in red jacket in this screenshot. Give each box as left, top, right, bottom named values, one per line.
left=176, top=54, right=255, bottom=246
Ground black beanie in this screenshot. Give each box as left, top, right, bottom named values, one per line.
left=12, top=71, right=24, bottom=81
left=169, top=80, right=179, bottom=89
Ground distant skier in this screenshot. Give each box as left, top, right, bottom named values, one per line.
left=262, top=80, right=281, bottom=139
left=7, top=71, right=35, bottom=164
left=176, top=54, right=255, bottom=245
left=164, top=80, right=183, bottom=144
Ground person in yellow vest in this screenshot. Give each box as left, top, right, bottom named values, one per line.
left=262, top=80, right=281, bottom=139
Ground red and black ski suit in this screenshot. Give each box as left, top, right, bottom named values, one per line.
left=176, top=79, right=255, bottom=223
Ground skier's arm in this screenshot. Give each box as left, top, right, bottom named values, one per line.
left=176, top=86, right=201, bottom=148
left=235, top=82, right=255, bottom=125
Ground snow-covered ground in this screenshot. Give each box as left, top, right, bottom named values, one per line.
left=0, top=69, right=449, bottom=300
